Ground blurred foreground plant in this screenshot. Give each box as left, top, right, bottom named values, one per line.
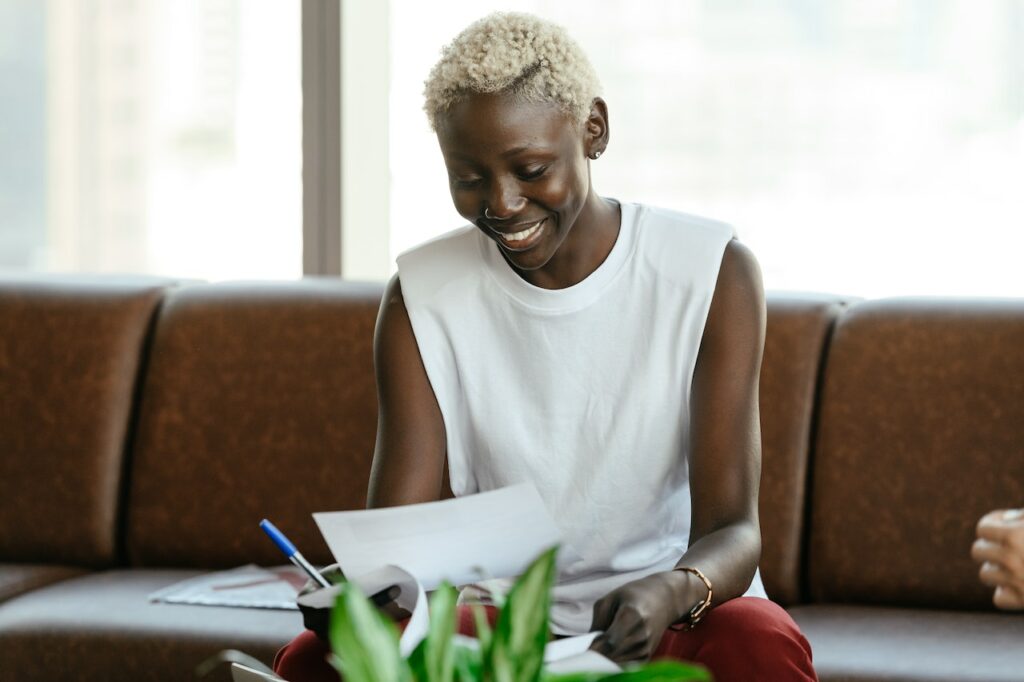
left=327, top=547, right=710, bottom=682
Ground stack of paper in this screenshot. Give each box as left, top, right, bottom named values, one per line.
left=305, top=483, right=618, bottom=673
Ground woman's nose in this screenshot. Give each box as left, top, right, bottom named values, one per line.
left=484, top=179, right=526, bottom=219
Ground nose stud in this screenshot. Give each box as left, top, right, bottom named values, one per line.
left=484, top=207, right=497, bottom=219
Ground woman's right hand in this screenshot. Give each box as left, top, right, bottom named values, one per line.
left=297, top=564, right=407, bottom=642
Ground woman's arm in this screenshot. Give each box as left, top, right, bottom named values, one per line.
left=591, top=239, right=766, bottom=661
left=366, top=274, right=448, bottom=508
left=300, top=276, right=442, bottom=638
left=667, top=238, right=766, bottom=609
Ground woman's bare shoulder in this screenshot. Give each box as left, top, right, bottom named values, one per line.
left=704, top=240, right=765, bottom=347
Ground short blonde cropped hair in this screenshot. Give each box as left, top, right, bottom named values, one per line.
left=423, top=12, right=602, bottom=131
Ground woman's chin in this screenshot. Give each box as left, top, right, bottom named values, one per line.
left=500, top=245, right=552, bottom=274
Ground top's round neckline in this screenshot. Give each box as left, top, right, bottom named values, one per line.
left=478, top=201, right=639, bottom=314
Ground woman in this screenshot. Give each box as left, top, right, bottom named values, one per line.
left=276, top=12, right=817, bottom=681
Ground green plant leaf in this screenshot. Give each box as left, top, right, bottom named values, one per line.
left=423, top=582, right=458, bottom=682
left=453, top=642, right=483, bottom=682
left=489, top=546, right=559, bottom=682
left=602, top=661, right=712, bottom=682
left=470, top=602, right=492, bottom=656
left=328, top=581, right=412, bottom=682
left=475, top=578, right=508, bottom=609
left=408, top=640, right=429, bottom=681
left=541, top=672, right=605, bottom=682
left=543, top=658, right=711, bottom=682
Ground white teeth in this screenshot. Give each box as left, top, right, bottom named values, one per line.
left=500, top=220, right=543, bottom=242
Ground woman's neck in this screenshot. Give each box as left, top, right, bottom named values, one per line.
left=519, top=194, right=621, bottom=290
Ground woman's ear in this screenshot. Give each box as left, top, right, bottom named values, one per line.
left=584, top=97, right=610, bottom=160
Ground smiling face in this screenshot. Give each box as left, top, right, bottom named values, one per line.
left=436, top=92, right=611, bottom=285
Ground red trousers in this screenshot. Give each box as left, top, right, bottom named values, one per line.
left=274, top=597, right=817, bottom=682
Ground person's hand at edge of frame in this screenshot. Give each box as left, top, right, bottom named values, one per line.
left=972, top=508, right=1024, bottom=610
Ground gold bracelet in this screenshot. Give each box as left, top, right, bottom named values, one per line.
left=669, top=566, right=713, bottom=631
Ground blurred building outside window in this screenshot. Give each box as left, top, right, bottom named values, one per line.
left=0, top=0, right=301, bottom=280
left=2, top=0, right=1022, bottom=297
left=387, top=0, right=1024, bottom=298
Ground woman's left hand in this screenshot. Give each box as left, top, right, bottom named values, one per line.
left=589, top=571, right=689, bottom=662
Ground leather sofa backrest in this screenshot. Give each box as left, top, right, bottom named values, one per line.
left=124, top=284, right=849, bottom=580
left=0, top=275, right=169, bottom=566
left=807, top=298, right=1024, bottom=609
left=126, top=281, right=383, bottom=568
left=758, top=294, right=846, bottom=605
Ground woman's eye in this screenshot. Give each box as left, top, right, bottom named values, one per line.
left=519, top=166, right=548, bottom=181
left=452, top=176, right=482, bottom=188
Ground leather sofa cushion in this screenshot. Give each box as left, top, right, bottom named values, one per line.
left=808, top=299, right=1024, bottom=608
left=127, top=281, right=384, bottom=568
left=759, top=294, right=846, bottom=605
left=0, top=564, right=87, bottom=603
left=790, top=604, right=1024, bottom=682
left=0, top=569, right=300, bottom=682
left=0, top=275, right=171, bottom=566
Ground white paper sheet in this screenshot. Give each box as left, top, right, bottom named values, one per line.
left=544, top=632, right=600, bottom=662
left=313, top=483, right=579, bottom=590
left=545, top=649, right=622, bottom=674
left=300, top=567, right=618, bottom=671
left=231, top=663, right=285, bottom=681
left=309, top=484, right=617, bottom=672
left=448, top=632, right=618, bottom=672
left=147, top=565, right=303, bottom=610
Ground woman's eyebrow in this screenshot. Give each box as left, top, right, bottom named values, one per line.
left=447, top=147, right=552, bottom=165
left=500, top=145, right=549, bottom=158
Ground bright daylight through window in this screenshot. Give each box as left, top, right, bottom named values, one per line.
left=2, top=1, right=1021, bottom=296
left=387, top=0, right=1024, bottom=297
left=0, top=0, right=301, bottom=280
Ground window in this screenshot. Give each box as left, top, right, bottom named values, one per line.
left=384, top=0, right=1024, bottom=297
left=0, top=0, right=301, bottom=280
left=5, top=1, right=1021, bottom=295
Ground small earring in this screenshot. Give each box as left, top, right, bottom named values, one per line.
left=591, top=151, right=602, bottom=160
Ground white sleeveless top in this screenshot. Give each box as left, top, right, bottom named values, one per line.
left=396, top=202, right=767, bottom=634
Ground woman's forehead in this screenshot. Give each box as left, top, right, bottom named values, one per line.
left=437, top=92, right=578, bottom=159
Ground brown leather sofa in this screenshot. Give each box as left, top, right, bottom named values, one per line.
left=1, top=274, right=1022, bottom=682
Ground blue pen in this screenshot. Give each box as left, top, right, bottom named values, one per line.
left=259, top=519, right=331, bottom=588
